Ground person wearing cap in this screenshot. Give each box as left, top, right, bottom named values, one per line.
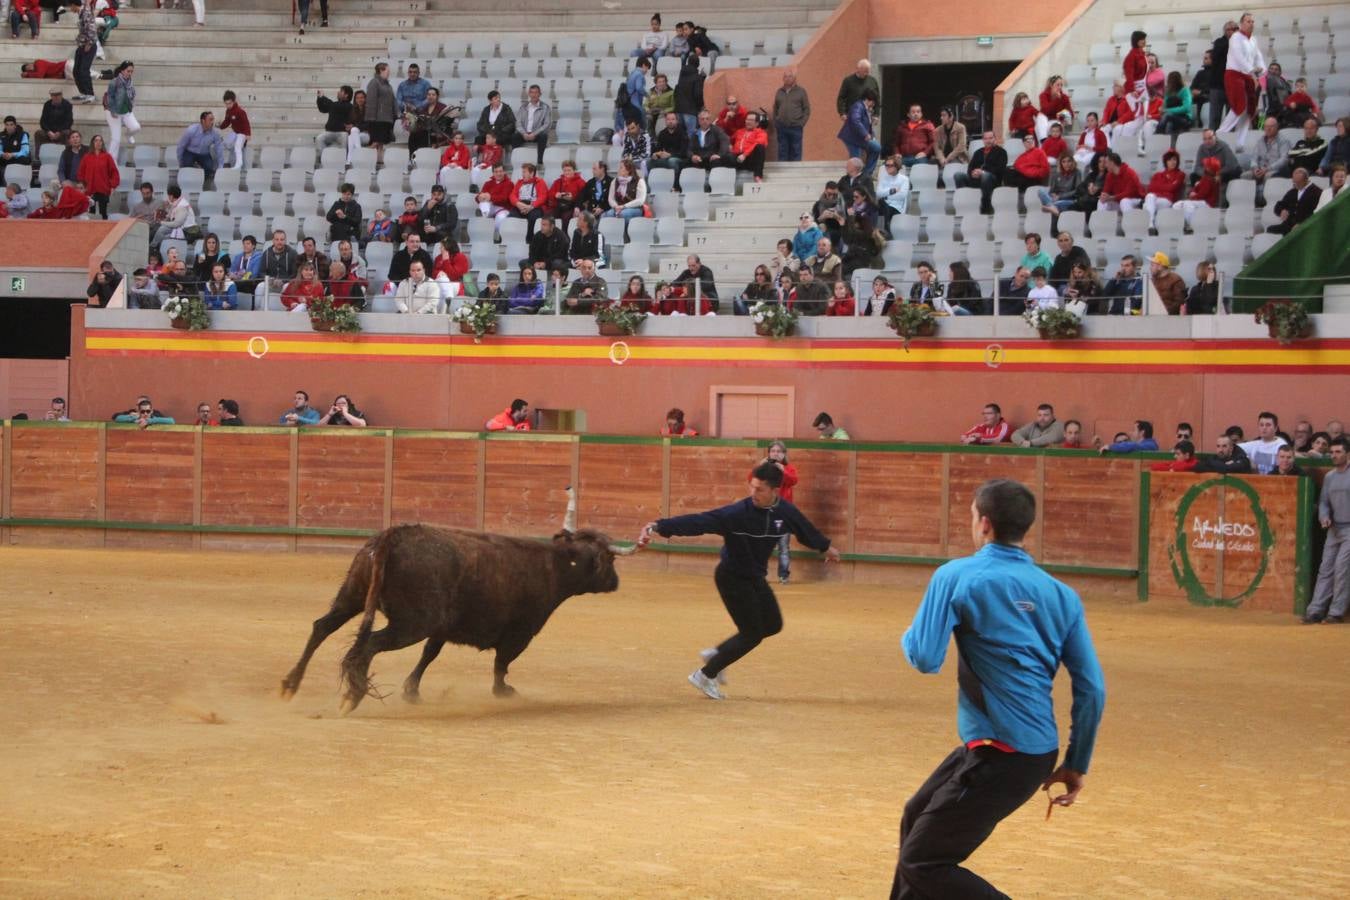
left=1148, top=251, right=1187, bottom=315
left=32, top=84, right=73, bottom=186
left=416, top=183, right=458, bottom=246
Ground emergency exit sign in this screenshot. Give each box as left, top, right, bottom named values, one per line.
left=976, top=36, right=994, bottom=47
left=9, top=276, right=24, bottom=294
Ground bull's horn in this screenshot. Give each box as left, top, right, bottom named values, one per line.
left=612, top=543, right=638, bottom=556
left=562, top=486, right=577, bottom=533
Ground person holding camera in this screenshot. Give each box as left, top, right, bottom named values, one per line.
left=317, top=395, right=367, bottom=427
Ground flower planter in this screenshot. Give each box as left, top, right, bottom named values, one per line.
left=460, top=321, right=498, bottom=336
left=598, top=321, right=630, bottom=336
left=170, top=316, right=190, bottom=330
left=1037, top=327, right=1080, bottom=340
left=1266, top=322, right=1312, bottom=341
left=755, top=323, right=794, bottom=337
left=311, top=320, right=334, bottom=332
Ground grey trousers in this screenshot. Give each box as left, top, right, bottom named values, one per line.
left=1308, top=526, right=1350, bottom=618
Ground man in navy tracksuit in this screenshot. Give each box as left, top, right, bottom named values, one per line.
left=893, top=478, right=1106, bottom=899
left=640, top=461, right=840, bottom=699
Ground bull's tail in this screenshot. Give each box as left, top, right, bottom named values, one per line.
left=338, top=533, right=393, bottom=714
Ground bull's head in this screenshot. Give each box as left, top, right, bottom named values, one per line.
left=558, top=486, right=637, bottom=557
left=553, top=487, right=634, bottom=597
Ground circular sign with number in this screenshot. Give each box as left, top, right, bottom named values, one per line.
left=983, top=344, right=1004, bottom=368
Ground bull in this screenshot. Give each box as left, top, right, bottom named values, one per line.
left=279, top=490, right=635, bottom=714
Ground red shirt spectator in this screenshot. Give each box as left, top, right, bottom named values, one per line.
left=1123, top=47, right=1148, bottom=87
left=894, top=116, right=937, bottom=157
left=730, top=126, right=767, bottom=157
left=281, top=276, right=325, bottom=311
left=485, top=406, right=531, bottom=431
left=1078, top=125, right=1108, bottom=156
left=1041, top=135, right=1067, bottom=160
left=1104, top=161, right=1143, bottom=200
left=1038, top=88, right=1074, bottom=121
left=510, top=175, right=549, bottom=210
left=1150, top=457, right=1198, bottom=472
left=1101, top=94, right=1135, bottom=126
left=480, top=172, right=514, bottom=207
left=1012, top=145, right=1051, bottom=182
left=328, top=273, right=365, bottom=307
left=548, top=170, right=585, bottom=212
left=21, top=59, right=68, bottom=79
left=1146, top=95, right=1162, bottom=121
left=222, top=102, right=252, bottom=137
left=476, top=142, right=504, bottom=169
left=77, top=149, right=120, bottom=196
left=715, top=102, right=747, bottom=136
left=433, top=249, right=471, bottom=282
left=1145, top=163, right=1186, bottom=203
left=746, top=462, right=798, bottom=501
left=1008, top=100, right=1037, bottom=136
left=1187, top=172, right=1221, bottom=208
left=961, top=405, right=1012, bottom=444
left=440, top=142, right=470, bottom=169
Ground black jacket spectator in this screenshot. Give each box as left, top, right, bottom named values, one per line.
left=674, top=265, right=719, bottom=302
left=317, top=94, right=353, bottom=133
left=1050, top=245, right=1091, bottom=286
left=998, top=274, right=1031, bottom=315
left=688, top=124, right=730, bottom=161
left=966, top=145, right=1008, bottom=182
left=529, top=227, right=569, bottom=270
left=654, top=122, right=689, bottom=157
left=1269, top=182, right=1323, bottom=234
left=1186, top=279, right=1218, bottom=315
left=1195, top=444, right=1252, bottom=474
left=476, top=103, right=518, bottom=145
left=388, top=246, right=434, bottom=283
left=40, top=96, right=73, bottom=136
left=569, top=227, right=604, bottom=264
left=417, top=198, right=458, bottom=246
left=674, top=61, right=704, bottom=118
left=579, top=174, right=613, bottom=216
left=326, top=197, right=363, bottom=242
left=57, top=144, right=87, bottom=185
left=85, top=268, right=122, bottom=306
left=261, top=244, right=299, bottom=283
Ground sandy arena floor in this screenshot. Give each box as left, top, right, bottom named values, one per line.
left=2, top=546, right=1348, bottom=899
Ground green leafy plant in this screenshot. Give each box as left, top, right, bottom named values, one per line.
left=308, top=295, right=363, bottom=333
left=886, top=302, right=938, bottom=351
left=451, top=297, right=499, bottom=342
left=162, top=295, right=210, bottom=331
left=749, top=300, right=799, bottom=338
left=595, top=302, right=648, bottom=335
left=1023, top=305, right=1082, bottom=339
left=1253, top=300, right=1312, bottom=344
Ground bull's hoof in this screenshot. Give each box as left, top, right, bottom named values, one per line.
left=402, top=688, right=422, bottom=705
left=279, top=678, right=298, bottom=700
left=493, top=683, right=517, bottom=698
left=337, top=694, right=362, bottom=716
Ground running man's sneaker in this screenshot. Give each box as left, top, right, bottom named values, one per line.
left=698, top=648, right=726, bottom=685
left=688, top=669, right=724, bottom=700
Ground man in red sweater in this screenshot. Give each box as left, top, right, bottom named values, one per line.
left=715, top=97, right=747, bottom=137
left=485, top=399, right=532, bottom=432
left=960, top=403, right=1013, bottom=445
left=1099, top=152, right=1143, bottom=211
left=1003, top=134, right=1050, bottom=189
left=894, top=104, right=937, bottom=168
left=1150, top=440, right=1198, bottom=472
left=730, top=112, right=768, bottom=182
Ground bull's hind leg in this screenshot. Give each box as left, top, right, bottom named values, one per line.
left=338, top=622, right=426, bottom=715
left=401, top=638, right=445, bottom=703
left=492, top=631, right=535, bottom=698
left=280, top=588, right=365, bottom=699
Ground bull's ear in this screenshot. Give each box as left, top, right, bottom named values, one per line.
left=552, top=529, right=574, bottom=543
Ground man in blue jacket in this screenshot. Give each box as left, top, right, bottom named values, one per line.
left=639, top=461, right=840, bottom=699
left=893, top=478, right=1106, bottom=899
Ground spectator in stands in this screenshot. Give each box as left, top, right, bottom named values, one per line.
left=1278, top=78, right=1320, bottom=129
left=632, top=13, right=668, bottom=59
left=767, top=239, right=799, bottom=282
left=278, top=390, right=322, bottom=426
left=1012, top=403, right=1065, bottom=447
left=406, top=87, right=452, bottom=154
left=862, top=274, right=896, bottom=316
left=1262, top=61, right=1291, bottom=121
left=604, top=157, right=647, bottom=221
left=805, top=237, right=842, bottom=282
left=1159, top=71, right=1193, bottom=136
left=201, top=262, right=237, bottom=310
left=388, top=231, right=433, bottom=285
left=1100, top=82, right=1142, bottom=150
left=1190, top=49, right=1216, bottom=126
left=731, top=112, right=768, bottom=183
left=157, top=255, right=198, bottom=297
left=364, top=63, right=396, bottom=166
left=1238, top=412, right=1288, bottom=474
left=1003, top=134, right=1050, bottom=190
left=1037, top=154, right=1081, bottom=219
left=315, top=85, right=354, bottom=152
left=1268, top=166, right=1322, bottom=235
left=1141, top=149, right=1185, bottom=228
left=43, top=397, right=69, bottom=422
left=715, top=97, right=748, bottom=138
left=317, top=395, right=367, bottom=428
left=616, top=119, right=651, bottom=174
left=1148, top=252, right=1186, bottom=315
left=836, top=58, right=879, bottom=123
left=811, top=181, right=845, bottom=246
left=1293, top=421, right=1314, bottom=454
left=908, top=260, right=942, bottom=306
left=516, top=83, right=551, bottom=166
left=84, top=259, right=120, bottom=307
left=1102, top=254, right=1142, bottom=315
left=1060, top=420, right=1084, bottom=448
left=1144, top=52, right=1165, bottom=100
left=1186, top=260, right=1218, bottom=314
left=296, top=237, right=328, bottom=280
left=485, top=399, right=530, bottom=432
left=789, top=265, right=829, bottom=315
left=335, top=241, right=366, bottom=282
left=395, top=62, right=430, bottom=126
left=1317, top=163, right=1346, bottom=213
left=31, top=86, right=72, bottom=187
left=75, top=132, right=116, bottom=219
left=945, top=262, right=982, bottom=315
left=615, top=57, right=652, bottom=134
left=127, top=267, right=159, bottom=308
left=326, top=260, right=365, bottom=309
left=1007, top=92, right=1036, bottom=140
left=256, top=228, right=298, bottom=307
left=565, top=258, right=607, bottom=314
left=1303, top=432, right=1333, bottom=459
left=507, top=266, right=545, bottom=314
left=1174, top=423, right=1194, bottom=443
left=735, top=265, right=775, bottom=316
left=70, top=0, right=98, bottom=105
left=0, top=117, right=31, bottom=177
left=1062, top=262, right=1102, bottom=313
left=790, top=214, right=822, bottom=267
left=326, top=183, right=362, bottom=244
left=1027, top=267, right=1059, bottom=310
left=436, top=130, right=471, bottom=184
left=953, top=130, right=1006, bottom=215
left=1217, top=14, right=1264, bottom=147
left=219, top=90, right=250, bottom=169
left=1040, top=123, right=1067, bottom=164
left=227, top=234, right=262, bottom=303
left=1097, top=152, right=1142, bottom=212
left=813, top=412, right=849, bottom=440
left=1195, top=433, right=1251, bottom=473
left=1177, top=156, right=1223, bottom=226
left=348, top=88, right=373, bottom=165
left=657, top=407, right=698, bottom=437
left=997, top=266, right=1031, bottom=315
left=281, top=261, right=325, bottom=313
left=193, top=232, right=230, bottom=284
left=645, top=74, right=675, bottom=129
left=649, top=111, right=688, bottom=187
left=1, top=182, right=29, bottom=218
left=11, top=0, right=41, bottom=37
left=474, top=162, right=513, bottom=233
left=113, top=397, right=174, bottom=428
left=472, top=132, right=503, bottom=178
left=773, top=70, right=811, bottom=163
left=1286, top=117, right=1327, bottom=176
left=431, top=238, right=470, bottom=300
left=55, top=130, right=86, bottom=186
left=841, top=192, right=883, bottom=279
left=1248, top=117, right=1292, bottom=203
left=475, top=90, right=517, bottom=149
left=894, top=103, right=936, bottom=169
left=541, top=159, right=582, bottom=224
left=527, top=215, right=568, bottom=273
left=674, top=53, right=704, bottom=136
left=578, top=161, right=613, bottom=220
left=961, top=403, right=1011, bottom=445
left=837, top=156, right=874, bottom=206
left=688, top=109, right=730, bottom=172
left=1099, top=420, right=1157, bottom=454
left=1320, top=118, right=1349, bottom=176
left=148, top=184, right=195, bottom=253
left=1273, top=445, right=1304, bottom=477
left=826, top=280, right=856, bottom=317
left=176, top=111, right=224, bottom=185
left=1020, top=233, right=1053, bottom=274
left=1036, top=75, right=1075, bottom=140
left=294, top=0, right=326, bottom=32
left=932, top=106, right=968, bottom=170
left=1049, top=232, right=1090, bottom=287
left=393, top=259, right=438, bottom=314
left=413, top=183, right=455, bottom=247
left=673, top=254, right=718, bottom=310
left=876, top=156, right=909, bottom=236
left=569, top=212, right=605, bottom=268
left=1074, top=113, right=1108, bottom=170
left=1151, top=440, right=1198, bottom=472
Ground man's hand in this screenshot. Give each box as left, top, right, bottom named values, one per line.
left=637, top=522, right=658, bottom=547
left=971, top=168, right=982, bottom=178
left=823, top=546, right=841, bottom=564
left=1041, top=766, right=1085, bottom=811
left=1322, top=516, right=1333, bottom=529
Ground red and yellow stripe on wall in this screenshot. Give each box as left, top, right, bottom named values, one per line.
left=83, top=330, right=1350, bottom=373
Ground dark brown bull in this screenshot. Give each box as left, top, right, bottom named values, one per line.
left=280, top=500, right=634, bottom=713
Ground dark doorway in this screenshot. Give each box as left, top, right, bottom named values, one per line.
left=0, top=299, right=73, bottom=359
left=880, top=61, right=1020, bottom=151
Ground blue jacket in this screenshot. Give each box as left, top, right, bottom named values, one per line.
left=177, top=124, right=224, bottom=163
left=231, top=250, right=263, bottom=282
left=903, top=542, right=1106, bottom=773
left=507, top=281, right=544, bottom=313
left=624, top=68, right=648, bottom=113
left=201, top=281, right=238, bottom=310
left=396, top=76, right=430, bottom=114
left=792, top=226, right=823, bottom=261
left=835, top=98, right=873, bottom=146
left=1106, top=437, right=1158, bottom=453
left=654, top=496, right=831, bottom=578
left=278, top=405, right=322, bottom=425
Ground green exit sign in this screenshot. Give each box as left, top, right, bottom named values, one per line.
left=10, top=276, right=25, bottom=294
left=976, top=36, right=994, bottom=47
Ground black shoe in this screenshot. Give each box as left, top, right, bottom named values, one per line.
left=321, top=19, right=329, bottom=27
left=1325, top=615, right=1344, bottom=624
left=30, top=174, right=40, bottom=189
left=1301, top=614, right=1324, bottom=624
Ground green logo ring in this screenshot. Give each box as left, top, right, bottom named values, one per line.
left=1166, top=476, right=1276, bottom=607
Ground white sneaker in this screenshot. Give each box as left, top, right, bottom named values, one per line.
left=698, top=648, right=727, bottom=685
left=688, top=669, right=724, bottom=700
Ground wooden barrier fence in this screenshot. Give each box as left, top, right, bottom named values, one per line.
left=0, top=422, right=1316, bottom=612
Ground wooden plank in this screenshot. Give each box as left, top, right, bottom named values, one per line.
left=853, top=452, right=945, bottom=555
left=200, top=431, right=292, bottom=527
left=946, top=453, right=1041, bottom=558
left=1, top=422, right=10, bottom=545
left=295, top=433, right=387, bottom=531
left=8, top=426, right=100, bottom=520
left=104, top=429, right=196, bottom=525
left=1219, top=476, right=1298, bottom=613
left=482, top=441, right=573, bottom=536
left=389, top=436, right=480, bottom=529
left=788, top=448, right=851, bottom=550
left=1040, top=455, right=1139, bottom=570
left=191, top=429, right=203, bottom=550
left=577, top=443, right=663, bottom=539
left=668, top=444, right=756, bottom=547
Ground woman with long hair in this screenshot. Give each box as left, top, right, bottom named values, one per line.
left=865, top=274, right=897, bottom=316
left=620, top=274, right=652, bottom=310
left=508, top=265, right=545, bottom=313
left=1159, top=71, right=1193, bottom=135
left=1039, top=153, right=1081, bottom=215
left=193, top=232, right=230, bottom=285
left=826, top=279, right=856, bottom=316
left=736, top=264, right=774, bottom=315
left=945, top=261, right=981, bottom=315
left=1008, top=91, right=1036, bottom=139
left=604, top=157, right=648, bottom=220
left=201, top=262, right=238, bottom=310
left=75, top=134, right=118, bottom=220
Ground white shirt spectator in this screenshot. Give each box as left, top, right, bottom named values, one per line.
left=394, top=274, right=440, bottom=313
left=1028, top=284, right=1061, bottom=310
left=1240, top=436, right=1287, bottom=474
left=877, top=167, right=910, bottom=214
left=1225, top=31, right=1266, bottom=77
